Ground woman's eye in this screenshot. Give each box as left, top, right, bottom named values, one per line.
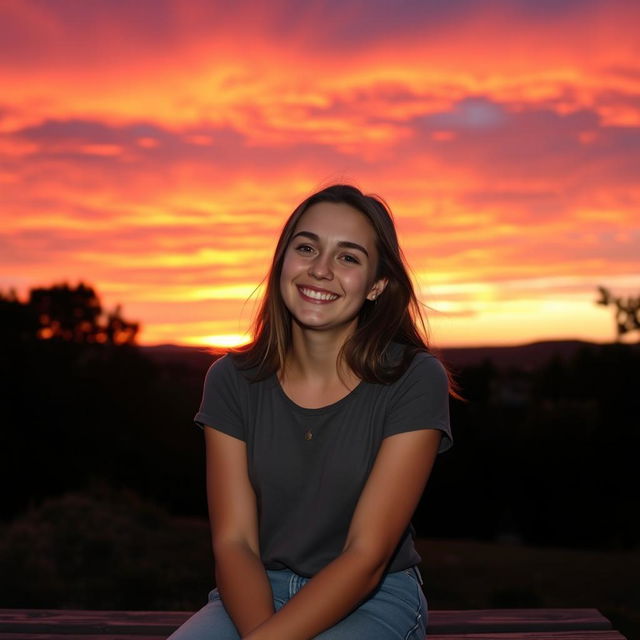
left=295, top=244, right=314, bottom=254
left=341, top=254, right=360, bottom=264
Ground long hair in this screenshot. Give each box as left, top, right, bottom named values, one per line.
left=231, top=184, right=444, bottom=385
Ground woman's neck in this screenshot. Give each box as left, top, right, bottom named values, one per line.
left=282, top=321, right=357, bottom=388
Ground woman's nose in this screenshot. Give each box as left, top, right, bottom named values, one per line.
left=308, top=254, right=333, bottom=280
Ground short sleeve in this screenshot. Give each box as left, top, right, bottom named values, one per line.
left=384, top=354, right=452, bottom=453
left=193, top=355, right=246, bottom=441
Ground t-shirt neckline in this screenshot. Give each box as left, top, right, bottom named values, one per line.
left=273, top=375, right=364, bottom=415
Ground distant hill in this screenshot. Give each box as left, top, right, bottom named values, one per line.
left=141, top=339, right=626, bottom=372
left=142, top=343, right=216, bottom=368
left=437, top=339, right=608, bottom=370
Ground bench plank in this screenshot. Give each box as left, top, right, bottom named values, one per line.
left=0, top=630, right=628, bottom=640
left=428, top=633, right=626, bottom=640
left=0, top=611, right=188, bottom=635
left=428, top=610, right=613, bottom=634
left=0, top=608, right=617, bottom=636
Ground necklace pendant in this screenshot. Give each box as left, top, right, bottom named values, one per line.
left=304, top=429, right=313, bottom=441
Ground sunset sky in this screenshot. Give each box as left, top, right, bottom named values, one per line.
left=1, top=0, right=638, bottom=347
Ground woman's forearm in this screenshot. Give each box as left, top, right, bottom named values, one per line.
left=214, top=541, right=275, bottom=637
left=243, top=549, right=384, bottom=640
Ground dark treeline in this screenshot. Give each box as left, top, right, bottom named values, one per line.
left=426, top=344, right=640, bottom=550
left=2, top=283, right=639, bottom=550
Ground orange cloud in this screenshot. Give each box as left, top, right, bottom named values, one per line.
left=0, top=0, right=638, bottom=347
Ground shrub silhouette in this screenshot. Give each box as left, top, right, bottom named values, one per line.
left=0, top=485, right=211, bottom=609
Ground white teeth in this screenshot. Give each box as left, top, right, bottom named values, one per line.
left=300, top=287, right=338, bottom=301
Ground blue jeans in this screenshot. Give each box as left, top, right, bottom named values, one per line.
left=167, top=566, right=427, bottom=639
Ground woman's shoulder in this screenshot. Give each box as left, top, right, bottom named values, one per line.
left=205, top=352, right=266, bottom=388
left=385, top=343, right=446, bottom=380
left=408, top=351, right=448, bottom=383
left=409, top=348, right=444, bottom=368
left=203, top=352, right=247, bottom=386
left=374, top=344, right=449, bottom=401
left=205, top=352, right=234, bottom=375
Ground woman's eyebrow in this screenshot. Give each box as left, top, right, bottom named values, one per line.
left=292, top=231, right=369, bottom=258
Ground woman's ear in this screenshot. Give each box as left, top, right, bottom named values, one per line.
left=367, top=277, right=389, bottom=301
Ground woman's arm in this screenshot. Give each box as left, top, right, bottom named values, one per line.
left=204, top=426, right=275, bottom=636
left=244, top=428, right=442, bottom=640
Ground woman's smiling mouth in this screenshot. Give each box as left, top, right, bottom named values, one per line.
left=297, top=285, right=340, bottom=302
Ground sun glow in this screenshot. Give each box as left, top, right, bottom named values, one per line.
left=186, top=334, right=252, bottom=349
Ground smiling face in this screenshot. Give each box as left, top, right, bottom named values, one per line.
left=279, top=201, right=388, bottom=334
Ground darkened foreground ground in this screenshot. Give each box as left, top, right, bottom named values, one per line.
left=0, top=488, right=637, bottom=640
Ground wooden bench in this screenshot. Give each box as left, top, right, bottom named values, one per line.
left=0, top=608, right=627, bottom=639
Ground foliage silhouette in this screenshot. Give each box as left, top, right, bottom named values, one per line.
left=596, top=285, right=640, bottom=340
left=0, top=282, right=138, bottom=345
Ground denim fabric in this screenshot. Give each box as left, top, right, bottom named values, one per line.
left=167, top=566, right=427, bottom=640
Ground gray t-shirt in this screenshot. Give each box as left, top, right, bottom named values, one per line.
left=194, top=348, right=452, bottom=577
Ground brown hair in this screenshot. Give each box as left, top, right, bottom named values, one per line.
left=231, top=184, right=447, bottom=385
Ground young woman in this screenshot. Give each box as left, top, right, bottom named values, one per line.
left=169, top=184, right=453, bottom=640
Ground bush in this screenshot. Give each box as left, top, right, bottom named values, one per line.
left=0, top=485, right=212, bottom=609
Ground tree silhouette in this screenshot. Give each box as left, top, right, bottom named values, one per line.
left=29, top=282, right=102, bottom=343
left=0, top=282, right=139, bottom=345
left=103, top=304, right=139, bottom=345
left=596, top=286, right=640, bottom=340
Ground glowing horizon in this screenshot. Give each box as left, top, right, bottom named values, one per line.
left=1, top=0, right=638, bottom=348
